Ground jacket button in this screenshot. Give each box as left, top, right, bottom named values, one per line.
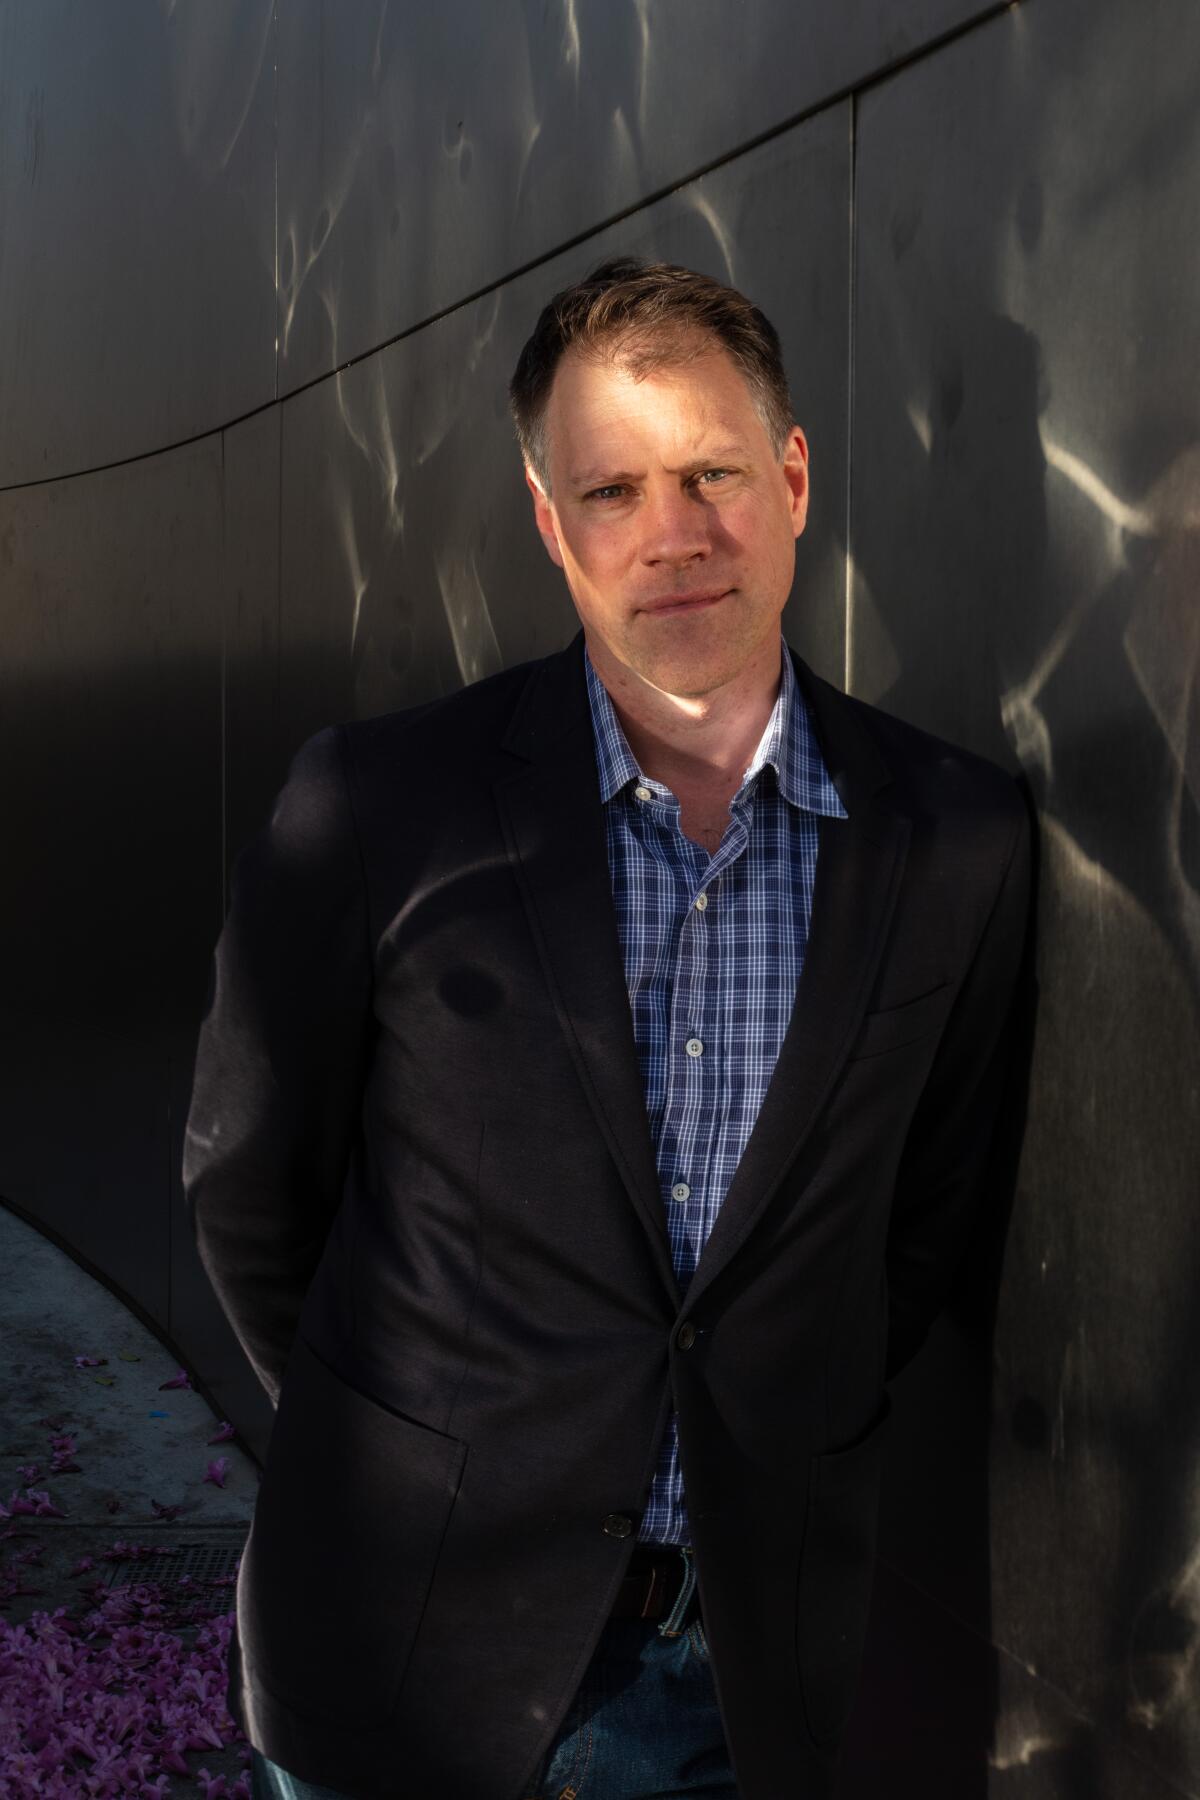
left=677, top=1321, right=697, bottom=1350
left=602, top=1513, right=634, bottom=1538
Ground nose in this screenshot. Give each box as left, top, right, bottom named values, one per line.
left=638, top=483, right=713, bottom=569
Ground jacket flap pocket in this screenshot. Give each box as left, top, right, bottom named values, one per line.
left=241, top=1334, right=467, bottom=1721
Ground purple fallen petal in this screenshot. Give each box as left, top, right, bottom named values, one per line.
left=27, top=1489, right=68, bottom=1518
left=159, top=1369, right=193, bottom=1390
left=73, top=1354, right=106, bottom=1368
left=150, top=1500, right=183, bottom=1521
left=207, top=1421, right=236, bottom=1444
left=202, top=1457, right=230, bottom=1489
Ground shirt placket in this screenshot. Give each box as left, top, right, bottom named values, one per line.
left=654, top=804, right=754, bottom=1541
left=660, top=804, right=753, bottom=1278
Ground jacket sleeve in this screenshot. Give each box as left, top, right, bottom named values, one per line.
left=182, top=725, right=374, bottom=1406
left=884, top=797, right=1034, bottom=1381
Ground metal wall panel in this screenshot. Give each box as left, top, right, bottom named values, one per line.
left=220, top=406, right=285, bottom=870
left=275, top=0, right=999, bottom=391
left=852, top=1, right=1200, bottom=1789
left=2, top=0, right=1195, bottom=1784
left=166, top=409, right=282, bottom=1464
left=267, top=104, right=851, bottom=780
left=0, top=0, right=276, bottom=486
left=0, top=438, right=225, bottom=1323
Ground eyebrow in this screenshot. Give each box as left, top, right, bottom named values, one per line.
left=568, top=446, right=750, bottom=488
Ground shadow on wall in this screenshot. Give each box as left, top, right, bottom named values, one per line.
left=831, top=291, right=1049, bottom=1798
left=840, top=3, right=1200, bottom=1774
left=840, top=795, right=1040, bottom=1799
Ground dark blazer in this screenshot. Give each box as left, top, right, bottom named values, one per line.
left=183, top=633, right=1031, bottom=1800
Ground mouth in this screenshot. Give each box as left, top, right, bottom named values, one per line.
left=638, top=587, right=733, bottom=618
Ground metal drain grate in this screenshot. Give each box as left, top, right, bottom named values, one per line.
left=102, top=1538, right=244, bottom=1588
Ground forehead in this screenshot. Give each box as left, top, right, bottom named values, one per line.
left=543, top=334, right=762, bottom=468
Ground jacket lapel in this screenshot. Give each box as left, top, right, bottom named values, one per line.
left=493, top=636, right=680, bottom=1306
left=685, top=657, right=911, bottom=1310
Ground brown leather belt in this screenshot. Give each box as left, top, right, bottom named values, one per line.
left=610, top=1546, right=699, bottom=1623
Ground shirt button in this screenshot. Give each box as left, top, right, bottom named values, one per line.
left=634, top=785, right=653, bottom=802
left=602, top=1513, right=634, bottom=1538
left=677, top=1322, right=697, bottom=1351
left=694, top=892, right=708, bottom=911
left=685, top=1038, right=704, bottom=1059
left=671, top=1182, right=691, bottom=1203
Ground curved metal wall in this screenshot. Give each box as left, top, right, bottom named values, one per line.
left=1, top=1, right=1196, bottom=1791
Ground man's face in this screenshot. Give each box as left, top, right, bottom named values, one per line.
left=525, top=332, right=809, bottom=701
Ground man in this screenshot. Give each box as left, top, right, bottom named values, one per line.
left=184, top=258, right=1031, bottom=1800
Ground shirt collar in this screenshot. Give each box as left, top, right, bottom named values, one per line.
left=584, top=637, right=847, bottom=819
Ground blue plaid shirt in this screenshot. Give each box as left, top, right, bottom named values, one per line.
left=584, top=638, right=848, bottom=1545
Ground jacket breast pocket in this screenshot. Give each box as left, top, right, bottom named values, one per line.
left=849, top=981, right=954, bottom=1060
left=795, top=1394, right=892, bottom=1750
left=238, top=1333, right=467, bottom=1722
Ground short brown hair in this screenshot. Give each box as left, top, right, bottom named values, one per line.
left=509, top=256, right=793, bottom=490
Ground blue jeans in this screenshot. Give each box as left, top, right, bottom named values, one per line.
left=251, top=1579, right=738, bottom=1799
left=519, top=1610, right=738, bottom=1799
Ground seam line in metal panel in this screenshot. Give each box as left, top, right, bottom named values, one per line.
left=275, top=402, right=283, bottom=773
left=845, top=91, right=857, bottom=699
left=166, top=1051, right=173, bottom=1333
left=0, top=2, right=1016, bottom=495
left=275, top=1, right=1018, bottom=403
left=272, top=0, right=279, bottom=407
left=219, top=429, right=228, bottom=916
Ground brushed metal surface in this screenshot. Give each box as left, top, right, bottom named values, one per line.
left=275, top=0, right=997, bottom=391
left=271, top=102, right=851, bottom=770
left=852, top=1, right=1200, bottom=1787
left=0, top=0, right=276, bottom=485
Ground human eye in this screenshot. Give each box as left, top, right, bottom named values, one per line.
left=693, top=467, right=733, bottom=487
left=582, top=484, right=629, bottom=502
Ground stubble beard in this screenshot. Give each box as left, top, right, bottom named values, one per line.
left=617, top=600, right=776, bottom=703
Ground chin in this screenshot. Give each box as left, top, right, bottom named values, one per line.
left=638, top=650, right=742, bottom=700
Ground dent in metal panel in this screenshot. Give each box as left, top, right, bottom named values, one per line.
left=276, top=0, right=994, bottom=389
left=273, top=103, right=850, bottom=757
left=842, top=1553, right=1198, bottom=1797
left=852, top=0, right=1200, bottom=1786
left=983, top=1650, right=1188, bottom=1799
left=0, top=0, right=275, bottom=484
left=0, top=437, right=225, bottom=1322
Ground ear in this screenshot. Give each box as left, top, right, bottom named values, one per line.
left=782, top=426, right=810, bottom=540
left=525, top=466, right=565, bottom=569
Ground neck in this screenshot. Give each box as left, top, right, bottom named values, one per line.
left=589, top=634, right=784, bottom=801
